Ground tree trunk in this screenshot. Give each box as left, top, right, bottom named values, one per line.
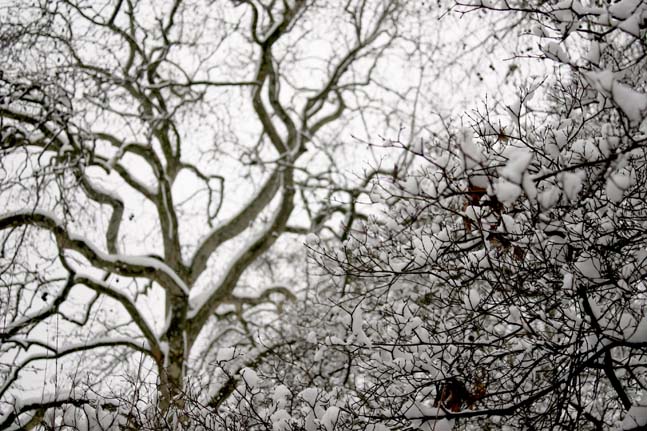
left=159, top=293, right=188, bottom=412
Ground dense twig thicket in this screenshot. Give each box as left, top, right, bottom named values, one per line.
left=298, top=0, right=647, bottom=430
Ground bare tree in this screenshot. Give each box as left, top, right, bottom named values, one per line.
left=0, top=0, right=470, bottom=427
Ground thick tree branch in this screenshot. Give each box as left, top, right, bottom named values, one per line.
left=188, top=170, right=296, bottom=339
left=0, top=210, right=189, bottom=296
left=188, top=167, right=282, bottom=284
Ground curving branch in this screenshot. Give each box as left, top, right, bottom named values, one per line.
left=188, top=167, right=282, bottom=284
left=188, top=169, right=296, bottom=339
left=0, top=337, right=151, bottom=401
left=0, top=275, right=75, bottom=342
left=223, top=285, right=296, bottom=307
left=0, top=395, right=117, bottom=430
left=77, top=175, right=124, bottom=255
left=74, top=274, right=163, bottom=364
left=0, top=210, right=189, bottom=296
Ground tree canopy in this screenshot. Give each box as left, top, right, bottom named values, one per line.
left=303, top=0, right=647, bottom=429
left=1, top=0, right=646, bottom=430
